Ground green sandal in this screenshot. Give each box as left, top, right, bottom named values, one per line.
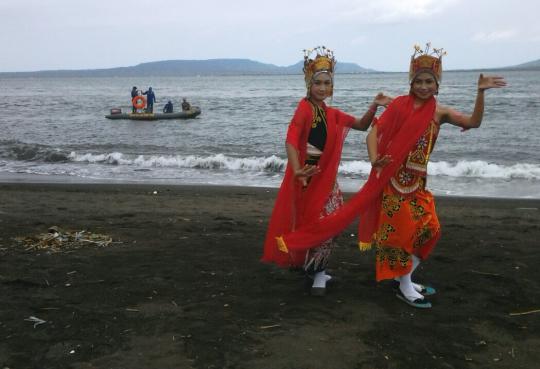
left=396, top=289, right=432, bottom=309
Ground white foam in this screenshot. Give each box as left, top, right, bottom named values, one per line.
left=340, top=159, right=540, bottom=180
left=68, top=152, right=287, bottom=172
left=428, top=160, right=540, bottom=180
left=67, top=152, right=540, bottom=180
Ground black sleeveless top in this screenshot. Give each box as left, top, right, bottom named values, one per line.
left=307, top=101, right=327, bottom=152
left=305, top=101, right=327, bottom=165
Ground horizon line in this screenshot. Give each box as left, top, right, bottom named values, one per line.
left=0, top=56, right=537, bottom=74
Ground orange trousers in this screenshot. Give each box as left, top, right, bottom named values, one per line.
left=372, top=185, right=441, bottom=281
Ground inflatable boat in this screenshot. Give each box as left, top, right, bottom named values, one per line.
left=105, top=106, right=201, bottom=120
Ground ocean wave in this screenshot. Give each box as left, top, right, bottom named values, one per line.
left=341, top=160, right=540, bottom=180
left=68, top=152, right=287, bottom=172
left=66, top=151, right=540, bottom=180
left=428, top=160, right=540, bottom=180
left=0, top=142, right=70, bottom=162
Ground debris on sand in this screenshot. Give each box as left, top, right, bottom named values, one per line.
left=14, top=226, right=115, bottom=252
left=24, top=316, right=47, bottom=328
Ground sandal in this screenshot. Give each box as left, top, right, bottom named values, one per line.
left=391, top=280, right=436, bottom=296
left=310, top=287, right=326, bottom=296
left=417, top=284, right=436, bottom=296
left=396, top=289, right=432, bottom=309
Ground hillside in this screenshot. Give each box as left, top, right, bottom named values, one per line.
left=504, top=58, right=540, bottom=70
left=0, top=59, right=374, bottom=77
left=3, top=57, right=537, bottom=77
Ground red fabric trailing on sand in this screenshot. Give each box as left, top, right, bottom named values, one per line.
left=277, top=95, right=437, bottom=252
left=261, top=98, right=354, bottom=267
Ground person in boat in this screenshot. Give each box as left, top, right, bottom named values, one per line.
left=131, top=86, right=138, bottom=113
left=261, top=46, right=392, bottom=296
left=181, top=98, right=191, bottom=111
left=275, top=43, right=506, bottom=308
left=143, top=87, right=157, bottom=113
left=163, top=100, right=174, bottom=114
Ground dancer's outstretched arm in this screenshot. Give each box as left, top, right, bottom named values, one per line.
left=440, top=74, right=506, bottom=129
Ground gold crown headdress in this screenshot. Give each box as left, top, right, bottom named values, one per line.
left=409, top=43, right=446, bottom=83
left=303, top=46, right=336, bottom=95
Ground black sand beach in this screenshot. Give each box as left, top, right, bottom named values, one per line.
left=1, top=183, right=539, bottom=369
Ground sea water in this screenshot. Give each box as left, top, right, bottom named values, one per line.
left=1, top=71, right=539, bottom=198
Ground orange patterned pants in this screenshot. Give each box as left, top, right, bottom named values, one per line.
left=372, top=185, right=441, bottom=281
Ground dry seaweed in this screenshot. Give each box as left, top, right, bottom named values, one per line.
left=14, top=226, right=114, bottom=252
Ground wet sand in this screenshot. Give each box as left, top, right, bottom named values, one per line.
left=1, top=183, right=539, bottom=369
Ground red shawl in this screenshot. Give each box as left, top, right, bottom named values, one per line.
left=277, top=95, right=436, bottom=251
left=262, top=98, right=355, bottom=267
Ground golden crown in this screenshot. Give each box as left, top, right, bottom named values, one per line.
left=409, top=43, right=446, bottom=83
left=303, top=46, right=336, bottom=82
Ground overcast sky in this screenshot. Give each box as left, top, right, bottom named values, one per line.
left=1, top=0, right=539, bottom=72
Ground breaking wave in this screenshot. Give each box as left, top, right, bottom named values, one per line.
left=67, top=151, right=540, bottom=180
left=68, top=152, right=287, bottom=172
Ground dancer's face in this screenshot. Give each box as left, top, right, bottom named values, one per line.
left=310, top=73, right=332, bottom=103
left=411, top=72, right=438, bottom=100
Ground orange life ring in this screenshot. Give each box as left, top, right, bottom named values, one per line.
left=132, top=95, right=146, bottom=109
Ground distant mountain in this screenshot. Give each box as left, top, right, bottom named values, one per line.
left=0, top=59, right=374, bottom=77
left=281, top=60, right=375, bottom=74
left=503, top=58, right=540, bottom=70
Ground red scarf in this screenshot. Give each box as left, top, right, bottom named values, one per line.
left=278, top=95, right=436, bottom=251
left=262, top=98, right=354, bottom=267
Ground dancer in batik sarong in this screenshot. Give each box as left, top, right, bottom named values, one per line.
left=276, top=43, right=506, bottom=307
left=262, top=46, right=391, bottom=296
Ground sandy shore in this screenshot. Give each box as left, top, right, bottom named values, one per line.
left=1, top=183, right=539, bottom=369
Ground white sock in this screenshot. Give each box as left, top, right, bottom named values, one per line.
left=399, top=272, right=423, bottom=301
left=312, top=270, right=332, bottom=281
left=411, top=255, right=422, bottom=292
left=395, top=278, right=423, bottom=293
left=324, top=271, right=332, bottom=281
left=395, top=256, right=423, bottom=291
left=411, top=255, right=421, bottom=273
left=312, top=271, right=327, bottom=289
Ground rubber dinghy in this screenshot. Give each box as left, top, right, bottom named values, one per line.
left=106, top=106, right=201, bottom=120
